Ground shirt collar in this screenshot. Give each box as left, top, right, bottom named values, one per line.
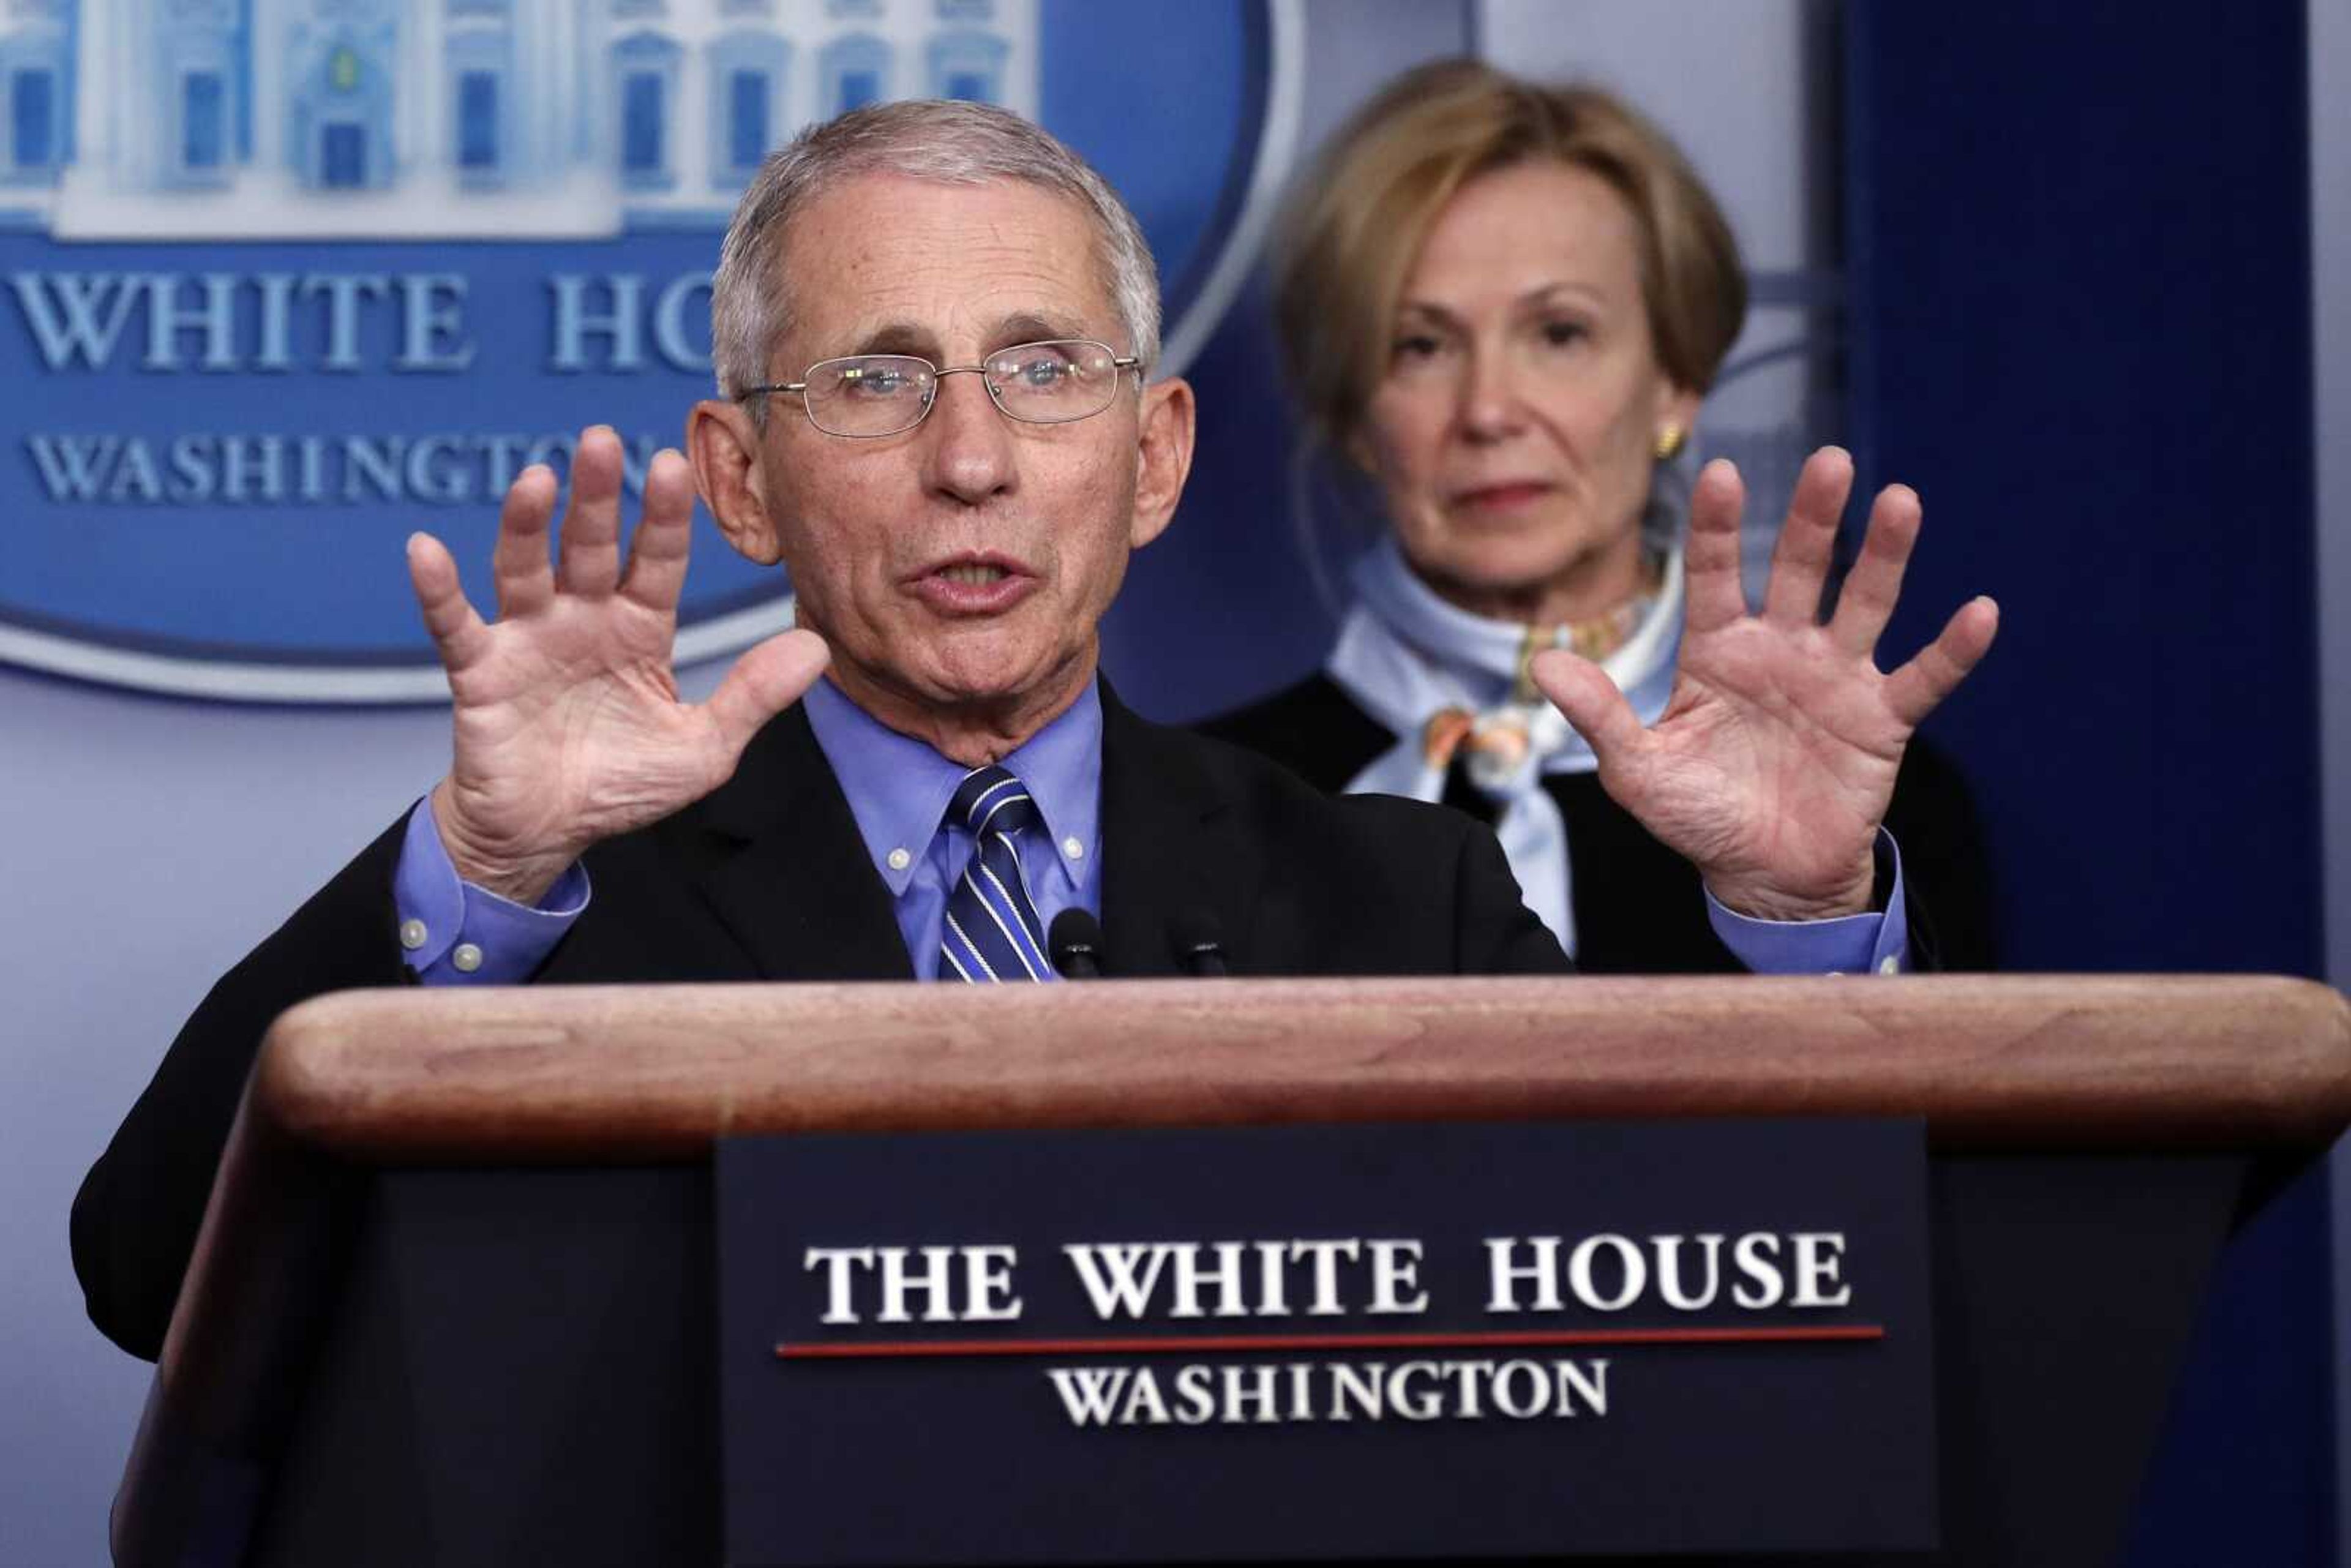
left=800, top=673, right=1101, bottom=898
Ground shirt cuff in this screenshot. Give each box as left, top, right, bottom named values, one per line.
left=393, top=796, right=590, bottom=985
left=1703, top=830, right=1911, bottom=976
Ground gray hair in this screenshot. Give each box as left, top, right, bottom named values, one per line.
left=710, top=99, right=1161, bottom=407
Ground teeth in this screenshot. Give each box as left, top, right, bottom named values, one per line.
left=940, top=565, right=1008, bottom=585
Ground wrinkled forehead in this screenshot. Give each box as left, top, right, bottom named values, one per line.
left=772, top=173, right=1123, bottom=363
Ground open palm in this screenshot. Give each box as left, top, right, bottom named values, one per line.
left=1533, top=448, right=1997, bottom=921
left=408, top=426, right=828, bottom=903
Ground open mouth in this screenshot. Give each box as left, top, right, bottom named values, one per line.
left=912, top=554, right=1037, bottom=615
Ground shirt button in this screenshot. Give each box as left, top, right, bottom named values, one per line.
left=399, top=918, right=428, bottom=951
left=887, top=847, right=912, bottom=872
left=1062, top=836, right=1084, bottom=860
left=451, top=942, right=484, bottom=973
left=1877, top=955, right=1901, bottom=975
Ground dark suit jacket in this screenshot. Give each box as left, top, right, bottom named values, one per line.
left=1201, top=672, right=1997, bottom=975
left=73, top=686, right=1565, bottom=1359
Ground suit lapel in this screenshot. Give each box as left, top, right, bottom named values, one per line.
left=1098, top=683, right=1259, bottom=977
left=680, top=685, right=1250, bottom=982
left=686, top=705, right=915, bottom=981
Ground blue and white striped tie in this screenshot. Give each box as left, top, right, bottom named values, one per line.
left=938, top=766, right=1057, bottom=983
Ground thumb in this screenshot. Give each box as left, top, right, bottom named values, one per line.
left=1529, top=647, right=1646, bottom=766
left=704, top=629, right=831, bottom=758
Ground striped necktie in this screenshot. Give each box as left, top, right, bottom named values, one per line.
left=938, top=765, right=1057, bottom=983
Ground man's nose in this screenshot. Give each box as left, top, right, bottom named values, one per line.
left=920, top=368, right=1017, bottom=505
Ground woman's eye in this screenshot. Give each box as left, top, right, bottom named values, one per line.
left=1539, top=319, right=1589, bottom=348
left=1390, top=333, right=1444, bottom=362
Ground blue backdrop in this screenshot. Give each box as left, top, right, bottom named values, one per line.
left=1847, top=5, right=2329, bottom=1562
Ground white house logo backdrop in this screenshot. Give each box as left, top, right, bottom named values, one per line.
left=0, top=0, right=1300, bottom=700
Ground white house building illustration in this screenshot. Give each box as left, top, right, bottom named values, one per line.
left=0, top=0, right=1036, bottom=238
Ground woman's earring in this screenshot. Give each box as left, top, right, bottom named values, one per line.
left=1654, top=423, right=1686, bottom=460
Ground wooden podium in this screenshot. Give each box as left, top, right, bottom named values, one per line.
left=113, top=975, right=2351, bottom=1566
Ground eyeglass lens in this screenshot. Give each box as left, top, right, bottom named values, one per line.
left=800, top=340, right=1123, bottom=437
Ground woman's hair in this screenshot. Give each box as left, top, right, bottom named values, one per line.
left=1273, top=59, right=1747, bottom=456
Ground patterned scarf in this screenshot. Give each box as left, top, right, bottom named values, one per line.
left=1324, top=536, right=1684, bottom=954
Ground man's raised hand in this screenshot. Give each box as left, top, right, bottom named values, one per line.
left=406, top=425, right=827, bottom=904
left=1531, top=447, right=1998, bottom=921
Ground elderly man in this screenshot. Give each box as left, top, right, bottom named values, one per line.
left=74, top=101, right=1992, bottom=1359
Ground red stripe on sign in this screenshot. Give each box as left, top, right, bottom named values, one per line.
left=774, top=1324, right=1885, bottom=1360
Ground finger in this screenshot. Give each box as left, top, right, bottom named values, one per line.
left=492, top=463, right=557, bottom=618
left=1828, top=482, right=1922, bottom=657
left=619, top=448, right=697, bottom=614
left=1761, top=446, right=1854, bottom=629
left=407, top=531, right=493, bottom=673
left=703, top=629, right=831, bottom=760
left=557, top=426, right=626, bottom=598
left=1529, top=647, right=1649, bottom=767
left=1682, top=458, right=1749, bottom=634
left=1883, top=596, right=2000, bottom=728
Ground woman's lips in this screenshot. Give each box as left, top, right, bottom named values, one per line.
left=909, top=558, right=1039, bottom=615
left=1451, top=481, right=1554, bottom=512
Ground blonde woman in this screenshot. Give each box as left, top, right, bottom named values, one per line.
left=1206, top=61, right=1995, bottom=972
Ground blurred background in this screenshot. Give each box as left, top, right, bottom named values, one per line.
left=4, top=1, right=2343, bottom=1559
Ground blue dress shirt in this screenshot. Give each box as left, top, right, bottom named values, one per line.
left=392, top=678, right=1902, bottom=981
left=798, top=674, right=1101, bottom=973
left=394, top=677, right=1100, bottom=983
left=1704, top=835, right=1908, bottom=975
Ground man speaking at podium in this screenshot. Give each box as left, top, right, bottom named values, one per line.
left=73, top=101, right=1995, bottom=1359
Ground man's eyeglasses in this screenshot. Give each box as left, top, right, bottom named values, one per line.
left=737, top=338, right=1142, bottom=439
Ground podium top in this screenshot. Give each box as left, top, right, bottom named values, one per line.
left=253, top=974, right=2351, bottom=1158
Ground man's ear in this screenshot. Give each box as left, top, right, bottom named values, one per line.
left=1128, top=376, right=1196, bottom=551
left=687, top=400, right=784, bottom=565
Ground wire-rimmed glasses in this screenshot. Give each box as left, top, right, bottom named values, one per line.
left=737, top=338, right=1141, bottom=438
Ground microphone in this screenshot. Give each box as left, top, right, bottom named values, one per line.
left=1049, top=908, right=1106, bottom=980
left=1170, top=909, right=1229, bottom=978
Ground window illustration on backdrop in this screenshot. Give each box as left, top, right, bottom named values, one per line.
left=820, top=31, right=888, bottom=116
left=446, top=0, right=516, bottom=186
left=290, top=6, right=399, bottom=193
left=927, top=28, right=1003, bottom=102
left=0, top=0, right=1033, bottom=238
left=612, top=28, right=683, bottom=189
left=707, top=29, right=788, bottom=186
left=2, top=1, right=72, bottom=186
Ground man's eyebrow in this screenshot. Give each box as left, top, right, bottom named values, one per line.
left=831, top=312, right=1096, bottom=362
left=989, top=310, right=1092, bottom=348
left=846, top=322, right=942, bottom=359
